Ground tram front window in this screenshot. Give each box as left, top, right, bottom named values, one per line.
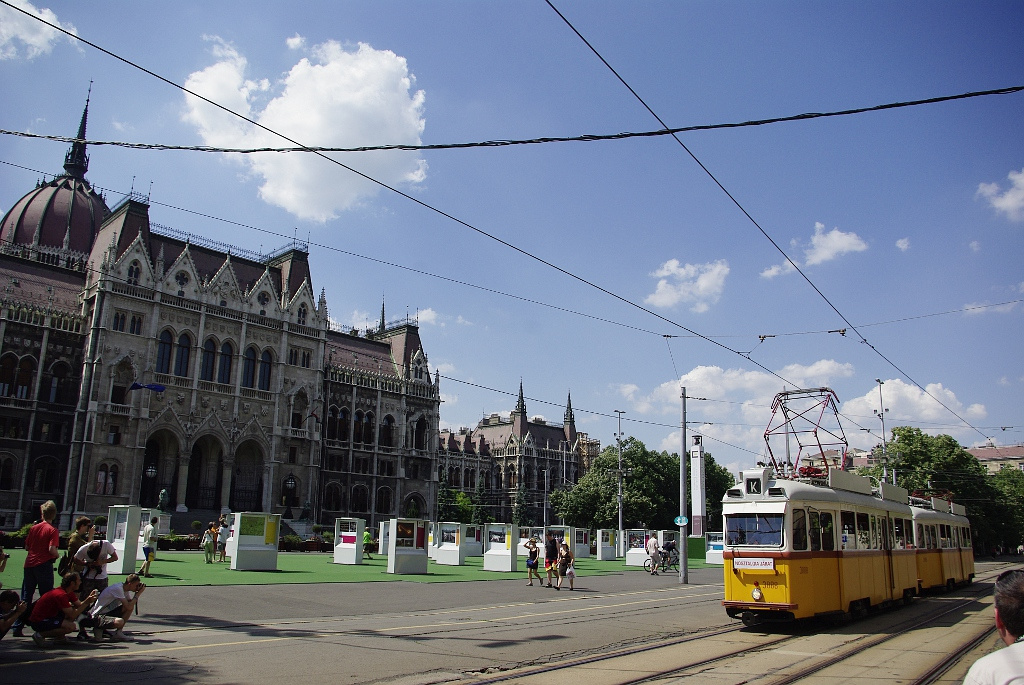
left=725, top=513, right=784, bottom=547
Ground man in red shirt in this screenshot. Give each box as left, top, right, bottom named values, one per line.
left=27, top=572, right=97, bottom=647
left=11, top=500, right=60, bottom=637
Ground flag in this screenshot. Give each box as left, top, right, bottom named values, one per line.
left=128, top=383, right=166, bottom=393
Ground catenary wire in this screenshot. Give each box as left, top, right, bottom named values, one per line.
left=2, top=85, right=1020, bottom=153
left=544, top=0, right=994, bottom=444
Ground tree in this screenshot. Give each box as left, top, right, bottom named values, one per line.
left=511, top=484, right=528, bottom=526
left=435, top=472, right=455, bottom=522
left=471, top=477, right=493, bottom=525
left=452, top=491, right=475, bottom=523
left=859, top=426, right=1015, bottom=552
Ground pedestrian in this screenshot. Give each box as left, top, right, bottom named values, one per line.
left=79, top=573, right=146, bottom=642
left=0, top=589, right=27, bottom=640
left=11, top=500, right=60, bottom=637
left=27, top=571, right=97, bottom=647
left=217, top=517, right=230, bottom=562
left=74, top=538, right=119, bottom=599
left=139, top=516, right=159, bottom=577
left=556, top=542, right=575, bottom=591
left=544, top=531, right=559, bottom=588
left=67, top=516, right=94, bottom=560
left=963, top=568, right=1024, bottom=684
left=202, top=522, right=216, bottom=563
left=646, top=534, right=661, bottom=576
left=362, top=529, right=374, bottom=559
left=524, top=538, right=543, bottom=586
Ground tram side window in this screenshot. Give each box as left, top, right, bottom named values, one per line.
left=809, top=511, right=821, bottom=551
left=841, top=511, right=857, bottom=549
left=916, top=523, right=924, bottom=548
left=869, top=515, right=878, bottom=549
left=856, top=512, right=871, bottom=549
left=894, top=518, right=907, bottom=549
left=964, top=527, right=972, bottom=548
left=792, top=509, right=808, bottom=551
left=820, top=512, right=835, bottom=551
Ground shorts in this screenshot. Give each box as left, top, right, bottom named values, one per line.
left=79, top=613, right=119, bottom=630
left=545, top=558, right=558, bottom=572
left=30, top=616, right=63, bottom=633
left=217, top=542, right=226, bottom=552
left=143, top=546, right=155, bottom=561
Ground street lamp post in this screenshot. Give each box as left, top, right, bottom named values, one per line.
left=874, top=379, right=890, bottom=483
left=614, top=410, right=625, bottom=557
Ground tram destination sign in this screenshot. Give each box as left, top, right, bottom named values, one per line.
left=733, top=557, right=775, bottom=570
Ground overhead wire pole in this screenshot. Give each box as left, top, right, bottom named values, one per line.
left=614, top=410, right=626, bottom=557
left=680, top=386, right=688, bottom=584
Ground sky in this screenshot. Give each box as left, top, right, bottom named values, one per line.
left=1, top=1, right=1022, bottom=478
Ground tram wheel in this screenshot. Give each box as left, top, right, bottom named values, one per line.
left=740, top=612, right=760, bottom=627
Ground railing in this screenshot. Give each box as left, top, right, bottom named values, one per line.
left=206, top=305, right=244, bottom=321
left=286, top=427, right=308, bottom=440
left=159, top=293, right=202, bottom=312
left=198, top=381, right=233, bottom=394
left=240, top=387, right=272, bottom=402
left=246, top=313, right=283, bottom=330
left=0, top=396, right=33, bottom=409
left=110, top=281, right=155, bottom=300
left=104, top=402, right=131, bottom=416
left=153, top=373, right=191, bottom=389
left=287, top=322, right=322, bottom=338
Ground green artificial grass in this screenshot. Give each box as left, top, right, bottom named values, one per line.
left=0, top=548, right=718, bottom=588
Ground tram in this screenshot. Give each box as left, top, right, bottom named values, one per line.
left=722, top=467, right=974, bottom=625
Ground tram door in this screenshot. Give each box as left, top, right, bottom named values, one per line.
left=882, top=514, right=896, bottom=600
left=809, top=510, right=841, bottom=613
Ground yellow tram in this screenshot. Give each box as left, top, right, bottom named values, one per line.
left=722, top=467, right=973, bottom=625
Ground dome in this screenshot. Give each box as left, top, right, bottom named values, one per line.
left=0, top=95, right=109, bottom=258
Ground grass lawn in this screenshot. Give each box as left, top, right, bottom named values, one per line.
left=0, top=548, right=719, bottom=587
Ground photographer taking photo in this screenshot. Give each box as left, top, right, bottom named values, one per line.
left=79, top=573, right=146, bottom=642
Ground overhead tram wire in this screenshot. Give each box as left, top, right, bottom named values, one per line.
left=544, top=0, right=994, bottom=444
left=4, top=1, right=808, bottom=394
left=2, top=85, right=1020, bottom=154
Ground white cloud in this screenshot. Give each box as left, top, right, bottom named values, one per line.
left=417, top=308, right=439, bottom=325
left=970, top=240, right=981, bottom=252
left=286, top=33, right=305, bottom=50
left=0, top=0, right=76, bottom=60
left=842, top=379, right=986, bottom=450
left=896, top=237, right=910, bottom=252
left=762, top=222, right=867, bottom=277
left=804, top=222, right=868, bottom=266
left=977, top=168, right=1024, bottom=222
left=456, top=315, right=473, bottom=326
left=183, top=36, right=426, bottom=222
left=644, top=258, right=729, bottom=312
left=999, top=377, right=1010, bottom=387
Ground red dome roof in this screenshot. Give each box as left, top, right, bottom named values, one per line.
left=0, top=175, right=108, bottom=254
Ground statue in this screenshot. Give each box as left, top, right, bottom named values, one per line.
left=299, top=500, right=311, bottom=521
left=158, top=488, right=170, bottom=512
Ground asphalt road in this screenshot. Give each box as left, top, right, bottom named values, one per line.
left=0, top=566, right=729, bottom=684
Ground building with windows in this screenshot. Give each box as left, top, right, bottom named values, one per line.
left=0, top=99, right=439, bottom=529
left=438, top=384, right=599, bottom=524
left=967, top=443, right=1024, bottom=474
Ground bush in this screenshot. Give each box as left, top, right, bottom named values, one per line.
left=94, top=516, right=107, bottom=527
left=191, top=520, right=203, bottom=532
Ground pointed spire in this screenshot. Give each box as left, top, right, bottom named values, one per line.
left=64, top=83, right=92, bottom=179
left=564, top=392, right=575, bottom=425
left=514, top=380, right=526, bottom=416
left=379, top=295, right=386, bottom=333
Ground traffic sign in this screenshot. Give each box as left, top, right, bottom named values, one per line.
left=674, top=515, right=688, bottom=526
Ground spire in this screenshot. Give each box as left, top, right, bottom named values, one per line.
left=64, top=83, right=92, bottom=179
left=379, top=295, right=386, bottom=333
left=563, top=392, right=575, bottom=425
left=514, top=380, right=526, bottom=416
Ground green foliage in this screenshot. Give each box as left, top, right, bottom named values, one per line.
left=435, top=472, right=455, bottom=522
left=550, top=437, right=737, bottom=531
left=511, top=485, right=528, bottom=526
left=471, top=477, right=493, bottom=525
left=452, top=491, right=475, bottom=523
left=859, top=426, right=1017, bottom=551
left=93, top=515, right=107, bottom=527
left=191, top=520, right=203, bottom=531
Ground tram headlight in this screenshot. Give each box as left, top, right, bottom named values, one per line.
left=751, top=583, right=763, bottom=601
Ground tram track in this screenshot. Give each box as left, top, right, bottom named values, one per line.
left=455, top=563, right=1020, bottom=684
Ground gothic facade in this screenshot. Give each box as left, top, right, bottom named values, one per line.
left=0, top=100, right=439, bottom=530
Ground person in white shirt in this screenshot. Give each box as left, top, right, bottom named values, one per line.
left=646, top=535, right=661, bottom=576
left=80, top=573, right=146, bottom=642
left=139, top=517, right=158, bottom=578
left=217, top=517, right=230, bottom=563
left=963, top=569, right=1024, bottom=684
left=74, top=539, right=118, bottom=597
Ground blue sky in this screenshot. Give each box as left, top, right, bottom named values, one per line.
left=1, top=1, right=1022, bottom=476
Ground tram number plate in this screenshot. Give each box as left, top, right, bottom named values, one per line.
left=733, top=558, right=775, bottom=571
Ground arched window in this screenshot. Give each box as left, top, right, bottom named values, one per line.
left=326, top=408, right=338, bottom=441
left=364, top=412, right=375, bottom=446
left=173, top=333, right=191, bottom=377
left=297, top=304, right=307, bottom=325
left=33, top=457, right=60, bottom=492
left=375, top=487, right=393, bottom=515
left=218, top=342, right=233, bottom=384
left=258, top=350, right=272, bottom=391
left=353, top=412, right=365, bottom=444
left=126, top=260, right=141, bottom=286
left=0, top=456, right=14, bottom=489
left=129, top=315, right=144, bottom=335
left=338, top=408, right=350, bottom=442
left=200, top=339, right=216, bottom=381
left=324, top=482, right=343, bottom=511
left=14, top=358, right=35, bottom=399
left=0, top=355, right=16, bottom=396
left=379, top=415, right=396, bottom=447
left=242, top=347, right=257, bottom=388
left=156, top=331, right=173, bottom=374
left=351, top=485, right=369, bottom=513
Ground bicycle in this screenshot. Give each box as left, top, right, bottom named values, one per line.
left=643, top=549, right=679, bottom=573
